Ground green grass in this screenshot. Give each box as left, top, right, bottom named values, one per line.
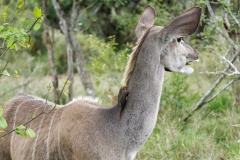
left=136, top=95, right=240, bottom=160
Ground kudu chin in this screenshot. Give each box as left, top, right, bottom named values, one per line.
left=1, top=5, right=201, bottom=160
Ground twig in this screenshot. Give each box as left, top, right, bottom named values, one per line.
left=0, top=61, right=9, bottom=77
left=0, top=40, right=16, bottom=59
left=26, top=17, right=41, bottom=33
left=200, top=71, right=240, bottom=76
left=183, top=74, right=224, bottom=122
left=47, top=74, right=71, bottom=113
left=205, top=78, right=240, bottom=103
left=0, top=75, right=71, bottom=139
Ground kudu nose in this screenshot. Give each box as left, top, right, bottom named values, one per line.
left=192, top=48, right=199, bottom=60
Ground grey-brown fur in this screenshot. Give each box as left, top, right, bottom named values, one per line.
left=0, top=5, right=201, bottom=160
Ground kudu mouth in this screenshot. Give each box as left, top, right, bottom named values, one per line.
left=165, top=58, right=199, bottom=73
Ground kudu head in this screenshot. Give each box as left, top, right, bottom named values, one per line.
left=135, top=5, right=202, bottom=74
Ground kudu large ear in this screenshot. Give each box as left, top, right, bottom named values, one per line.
left=164, top=7, right=202, bottom=38
left=135, top=5, right=156, bottom=39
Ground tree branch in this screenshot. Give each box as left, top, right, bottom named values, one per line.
left=205, top=78, right=240, bottom=104
left=0, top=61, right=9, bottom=77
left=51, top=0, right=74, bottom=101
left=42, top=0, right=60, bottom=104
left=183, top=1, right=240, bottom=122
left=70, top=0, right=80, bottom=29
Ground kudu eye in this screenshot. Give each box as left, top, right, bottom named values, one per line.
left=177, top=37, right=183, bottom=42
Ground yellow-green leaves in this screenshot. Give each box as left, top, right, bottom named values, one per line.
left=0, top=6, right=43, bottom=52
left=0, top=108, right=7, bottom=129
left=6, top=36, right=14, bottom=48
left=34, top=7, right=42, bottom=18
left=2, top=70, right=10, bottom=76
left=15, top=125, right=27, bottom=138
left=34, top=22, right=41, bottom=31
left=15, top=125, right=36, bottom=138
left=26, top=128, right=36, bottom=138
left=2, top=12, right=7, bottom=21
left=33, top=7, right=43, bottom=31
left=17, top=0, right=24, bottom=9
left=30, top=114, right=36, bottom=119
left=0, top=118, right=7, bottom=129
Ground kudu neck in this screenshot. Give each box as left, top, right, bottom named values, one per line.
left=117, top=38, right=165, bottom=150
left=127, top=44, right=164, bottom=105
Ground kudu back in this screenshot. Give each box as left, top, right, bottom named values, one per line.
left=0, top=5, right=201, bottom=160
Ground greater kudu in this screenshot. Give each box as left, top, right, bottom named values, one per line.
left=0, top=5, right=201, bottom=160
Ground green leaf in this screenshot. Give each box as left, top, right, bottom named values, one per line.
left=20, top=29, right=27, bottom=35
left=2, top=70, right=10, bottom=76
left=17, top=34, right=24, bottom=41
left=33, top=22, right=41, bottom=31
left=30, top=114, right=35, bottom=119
left=9, top=45, right=14, bottom=49
left=27, top=20, right=34, bottom=29
left=0, top=108, right=3, bottom=117
left=26, top=128, right=35, bottom=138
left=20, top=18, right=28, bottom=24
left=7, top=36, right=14, bottom=48
left=0, top=117, right=7, bottom=129
left=15, top=129, right=27, bottom=138
left=17, top=0, right=24, bottom=8
left=17, top=125, right=26, bottom=130
left=14, top=43, right=19, bottom=51
left=34, top=7, right=42, bottom=18
left=0, top=32, right=9, bottom=39
left=17, top=42, right=26, bottom=48
left=15, top=128, right=20, bottom=134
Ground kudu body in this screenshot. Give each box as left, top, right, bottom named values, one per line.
left=0, top=5, right=201, bottom=160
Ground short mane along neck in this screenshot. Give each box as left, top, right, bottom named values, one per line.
left=122, top=27, right=152, bottom=85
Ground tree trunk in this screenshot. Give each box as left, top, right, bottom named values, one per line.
left=69, top=31, right=95, bottom=97
left=52, top=0, right=95, bottom=98
left=51, top=0, right=74, bottom=101
left=68, top=0, right=95, bottom=97
left=42, top=0, right=60, bottom=104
